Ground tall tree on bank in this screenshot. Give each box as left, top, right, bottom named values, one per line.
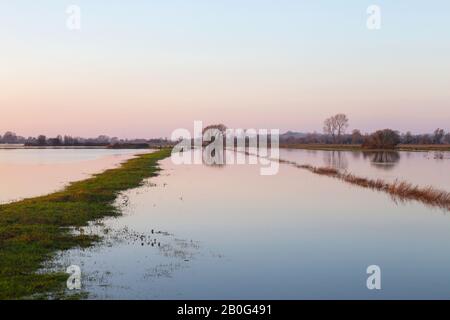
left=323, top=114, right=349, bottom=143
left=433, top=128, right=445, bottom=144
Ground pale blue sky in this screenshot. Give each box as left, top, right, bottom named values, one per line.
left=1, top=1, right=449, bottom=137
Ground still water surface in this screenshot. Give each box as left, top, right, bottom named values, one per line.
left=280, top=149, right=450, bottom=190
left=47, top=149, right=450, bottom=299
left=0, top=148, right=148, bottom=204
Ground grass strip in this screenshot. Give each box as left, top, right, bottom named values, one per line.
left=0, top=148, right=171, bottom=299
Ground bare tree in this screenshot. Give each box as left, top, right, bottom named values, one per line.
left=202, top=124, right=228, bottom=146
left=334, top=114, right=349, bottom=142
left=444, top=133, right=450, bottom=144
left=404, top=131, right=414, bottom=144
left=433, top=128, right=445, bottom=144
left=323, top=117, right=337, bottom=142
left=323, top=114, right=349, bottom=143
left=202, top=124, right=227, bottom=135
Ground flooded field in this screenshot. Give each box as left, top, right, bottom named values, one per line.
left=0, top=148, right=149, bottom=204
left=280, top=149, right=450, bottom=190
left=45, top=149, right=450, bottom=299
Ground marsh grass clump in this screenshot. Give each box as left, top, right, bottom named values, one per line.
left=288, top=160, right=450, bottom=211
left=0, top=148, right=171, bottom=299
left=251, top=150, right=450, bottom=211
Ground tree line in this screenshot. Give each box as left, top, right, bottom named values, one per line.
left=0, top=131, right=171, bottom=147
left=280, top=114, right=450, bottom=149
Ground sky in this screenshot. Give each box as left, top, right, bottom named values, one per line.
left=1, top=0, right=449, bottom=138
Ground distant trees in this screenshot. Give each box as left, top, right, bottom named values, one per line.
left=63, top=135, right=75, bottom=145
left=280, top=125, right=450, bottom=147
left=47, top=135, right=63, bottom=146
left=351, top=129, right=364, bottom=144
left=422, top=135, right=433, bottom=144
left=433, top=128, right=445, bottom=144
left=3, top=131, right=18, bottom=144
left=323, top=114, right=349, bottom=143
left=37, top=135, right=47, bottom=146
left=404, top=131, right=414, bottom=144
left=399, top=128, right=448, bottom=145
left=0, top=131, right=173, bottom=148
left=334, top=114, right=349, bottom=140
left=362, top=129, right=401, bottom=149
left=96, top=135, right=111, bottom=144
left=445, top=133, right=450, bottom=144
left=323, top=118, right=335, bottom=141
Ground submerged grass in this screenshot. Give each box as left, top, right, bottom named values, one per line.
left=277, top=158, right=450, bottom=211
left=0, top=148, right=171, bottom=299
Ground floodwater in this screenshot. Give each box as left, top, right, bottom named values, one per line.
left=0, top=148, right=149, bottom=204
left=280, top=149, right=450, bottom=190
left=46, top=149, right=450, bottom=299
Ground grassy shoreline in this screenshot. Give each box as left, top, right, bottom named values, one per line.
left=0, top=148, right=171, bottom=299
left=280, top=144, right=450, bottom=152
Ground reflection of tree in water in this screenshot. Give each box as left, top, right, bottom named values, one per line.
left=202, top=148, right=226, bottom=167
left=323, top=151, right=348, bottom=170
left=363, top=151, right=400, bottom=170
left=433, top=152, right=447, bottom=160
left=350, top=151, right=361, bottom=160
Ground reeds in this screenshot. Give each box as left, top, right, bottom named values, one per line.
left=307, top=167, right=450, bottom=210
left=249, top=151, right=450, bottom=211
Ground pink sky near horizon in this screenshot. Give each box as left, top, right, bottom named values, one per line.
left=1, top=1, right=449, bottom=138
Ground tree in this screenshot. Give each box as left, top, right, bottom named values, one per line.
left=444, top=133, right=450, bottom=144
left=97, top=135, right=111, bottom=144
left=422, top=134, right=432, bottom=144
left=404, top=131, right=414, bottom=144
left=202, top=124, right=227, bottom=136
left=362, top=129, right=401, bottom=149
left=351, top=129, right=364, bottom=144
left=201, top=124, right=228, bottom=147
left=37, top=135, right=47, bottom=146
left=433, top=128, right=445, bottom=144
left=64, top=135, right=74, bottom=145
left=323, top=118, right=337, bottom=142
left=3, top=131, right=17, bottom=144
left=334, top=114, right=349, bottom=141
left=323, top=114, right=349, bottom=143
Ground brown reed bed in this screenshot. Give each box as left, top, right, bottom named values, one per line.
left=247, top=151, right=450, bottom=211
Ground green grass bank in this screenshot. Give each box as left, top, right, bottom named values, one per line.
left=0, top=148, right=171, bottom=299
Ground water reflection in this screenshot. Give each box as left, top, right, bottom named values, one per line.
left=279, top=148, right=450, bottom=191
left=205, top=148, right=225, bottom=167
left=50, top=155, right=450, bottom=299
left=323, top=151, right=348, bottom=170
left=363, top=151, right=400, bottom=170
left=0, top=149, right=148, bottom=204
left=432, top=151, right=450, bottom=160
